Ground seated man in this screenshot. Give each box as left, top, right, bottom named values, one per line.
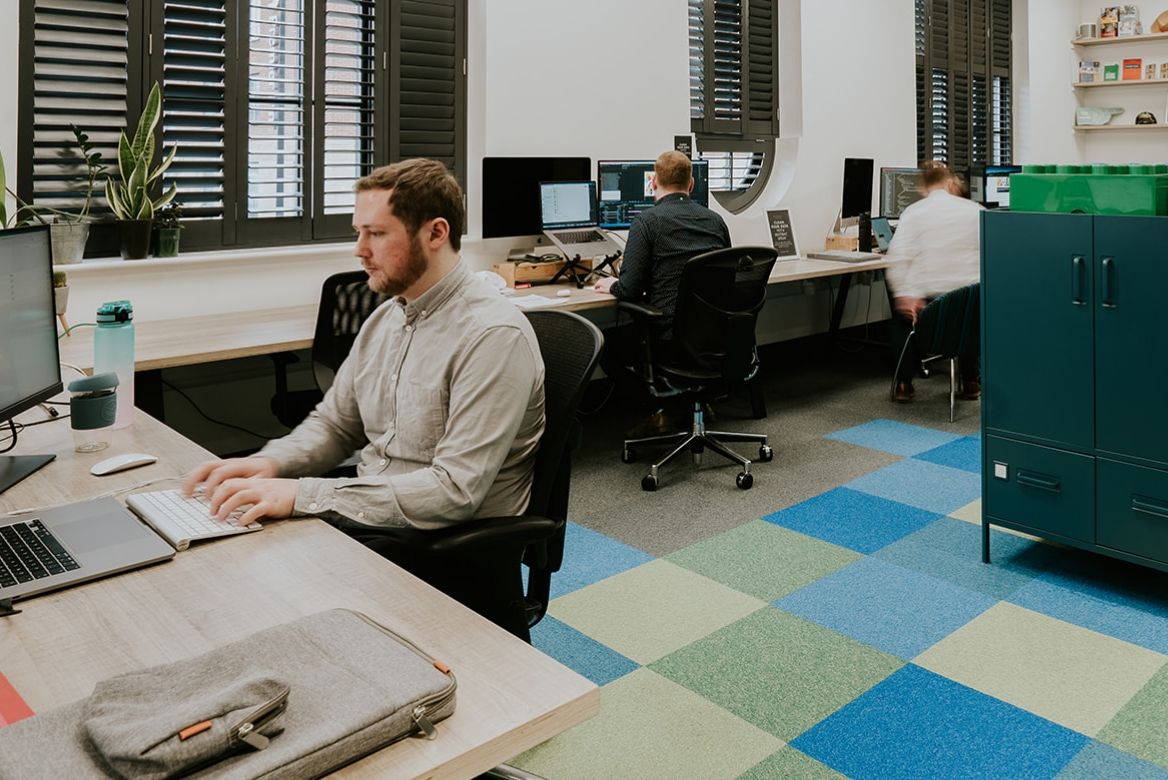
left=182, top=159, right=546, bottom=557
left=593, top=150, right=732, bottom=435
left=885, top=160, right=983, bottom=402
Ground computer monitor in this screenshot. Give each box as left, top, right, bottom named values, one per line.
left=596, top=159, right=710, bottom=229
left=970, top=165, right=1021, bottom=209
left=481, top=157, right=592, bottom=238
left=539, top=181, right=597, bottom=229
left=841, top=158, right=875, bottom=222
left=0, top=226, right=63, bottom=494
left=879, top=166, right=923, bottom=219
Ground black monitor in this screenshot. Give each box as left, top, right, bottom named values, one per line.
left=841, top=158, right=875, bottom=220
left=879, top=166, right=923, bottom=218
left=0, top=226, right=62, bottom=494
left=596, top=159, right=710, bottom=229
left=481, top=157, right=592, bottom=238
left=969, top=164, right=1021, bottom=209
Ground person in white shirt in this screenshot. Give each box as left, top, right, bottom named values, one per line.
left=884, top=161, right=983, bottom=403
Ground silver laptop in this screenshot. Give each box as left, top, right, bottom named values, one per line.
left=539, top=181, right=623, bottom=259
left=0, top=496, right=175, bottom=603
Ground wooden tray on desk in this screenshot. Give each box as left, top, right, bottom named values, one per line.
left=492, top=258, right=593, bottom=287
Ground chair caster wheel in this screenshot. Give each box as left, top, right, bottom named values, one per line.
left=641, top=475, right=658, bottom=491
left=758, top=445, right=774, bottom=462
left=622, top=448, right=637, bottom=464
left=736, top=472, right=753, bottom=490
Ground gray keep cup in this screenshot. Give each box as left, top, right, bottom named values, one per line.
left=68, top=372, right=119, bottom=453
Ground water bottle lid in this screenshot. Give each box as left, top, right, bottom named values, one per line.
left=97, top=300, right=134, bottom=323
left=68, top=372, right=119, bottom=393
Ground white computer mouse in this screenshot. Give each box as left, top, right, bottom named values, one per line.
left=90, top=452, right=158, bottom=476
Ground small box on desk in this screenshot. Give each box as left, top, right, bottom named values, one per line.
left=824, top=235, right=859, bottom=251
left=491, top=258, right=593, bottom=288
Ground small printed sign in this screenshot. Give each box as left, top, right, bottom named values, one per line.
left=674, top=135, right=693, bottom=158
left=766, top=209, right=799, bottom=259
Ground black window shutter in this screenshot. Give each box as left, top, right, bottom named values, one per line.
left=745, top=0, right=777, bottom=135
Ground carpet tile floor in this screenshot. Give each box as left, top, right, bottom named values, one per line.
left=514, top=411, right=1168, bottom=779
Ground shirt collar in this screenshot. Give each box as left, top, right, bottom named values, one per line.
left=395, top=259, right=468, bottom=322
left=657, top=192, right=689, bottom=205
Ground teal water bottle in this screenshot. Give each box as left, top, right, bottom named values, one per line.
left=94, top=300, right=135, bottom=429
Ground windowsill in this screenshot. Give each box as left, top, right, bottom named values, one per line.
left=53, top=241, right=356, bottom=275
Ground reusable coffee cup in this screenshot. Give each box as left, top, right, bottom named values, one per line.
left=68, top=372, right=119, bottom=453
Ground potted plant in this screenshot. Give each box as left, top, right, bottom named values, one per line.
left=105, top=83, right=177, bottom=259
left=0, top=149, right=45, bottom=230
left=154, top=200, right=183, bottom=257
left=53, top=270, right=70, bottom=332
left=47, top=125, right=107, bottom=264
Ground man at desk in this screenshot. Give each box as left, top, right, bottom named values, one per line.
left=593, top=150, right=731, bottom=434
left=182, top=159, right=545, bottom=547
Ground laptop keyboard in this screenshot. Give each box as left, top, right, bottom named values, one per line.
left=126, top=489, right=262, bottom=551
left=0, top=520, right=80, bottom=587
left=554, top=229, right=606, bottom=244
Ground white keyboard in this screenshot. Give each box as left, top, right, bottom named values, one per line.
left=126, top=489, right=263, bottom=551
left=806, top=250, right=883, bottom=263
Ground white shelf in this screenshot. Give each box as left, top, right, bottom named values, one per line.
left=1074, top=79, right=1168, bottom=88
left=1072, top=32, right=1168, bottom=46
left=1073, top=124, right=1168, bottom=132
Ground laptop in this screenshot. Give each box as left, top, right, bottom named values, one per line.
left=871, top=216, right=895, bottom=252
left=806, top=249, right=884, bottom=263
left=0, top=496, right=176, bottom=603
left=538, top=181, right=623, bottom=259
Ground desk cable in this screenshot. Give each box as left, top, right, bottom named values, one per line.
left=0, top=475, right=182, bottom=519
left=161, top=378, right=283, bottom=441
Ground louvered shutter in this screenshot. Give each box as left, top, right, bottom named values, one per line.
left=990, top=0, right=1011, bottom=164
left=688, top=0, right=705, bottom=121
left=745, top=0, right=776, bottom=135
left=23, top=0, right=138, bottom=215
left=390, top=0, right=465, bottom=181
left=915, top=0, right=927, bottom=164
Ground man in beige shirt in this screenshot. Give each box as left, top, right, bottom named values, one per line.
left=182, top=159, right=545, bottom=533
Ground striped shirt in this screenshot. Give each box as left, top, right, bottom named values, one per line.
left=609, top=192, right=732, bottom=326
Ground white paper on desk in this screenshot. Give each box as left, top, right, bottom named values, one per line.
left=510, top=295, right=569, bottom=309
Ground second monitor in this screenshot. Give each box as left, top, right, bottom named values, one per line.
left=597, top=159, right=709, bottom=229
left=879, top=166, right=923, bottom=219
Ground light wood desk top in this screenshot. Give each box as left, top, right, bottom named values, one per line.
left=0, top=412, right=599, bottom=779
left=58, top=256, right=890, bottom=372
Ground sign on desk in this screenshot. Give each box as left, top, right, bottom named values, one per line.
left=767, top=209, right=799, bottom=259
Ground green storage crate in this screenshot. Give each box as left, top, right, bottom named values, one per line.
left=1009, top=165, right=1168, bottom=215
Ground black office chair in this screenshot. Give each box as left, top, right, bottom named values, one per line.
left=889, top=282, right=980, bottom=421
left=270, top=271, right=389, bottom=428
left=361, top=310, right=604, bottom=642
left=617, top=246, right=778, bottom=491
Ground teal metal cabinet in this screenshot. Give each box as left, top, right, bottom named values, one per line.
left=982, top=212, right=1168, bottom=574
left=981, top=212, right=1094, bottom=450
left=1094, top=217, right=1168, bottom=468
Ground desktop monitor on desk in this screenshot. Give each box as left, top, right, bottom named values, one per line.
left=841, top=158, right=875, bottom=227
left=481, top=157, right=592, bottom=239
left=0, top=226, right=62, bottom=494
left=596, top=159, right=710, bottom=229
left=879, top=167, right=923, bottom=219
left=969, top=165, right=1022, bottom=209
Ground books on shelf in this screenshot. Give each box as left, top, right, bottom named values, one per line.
left=1123, top=57, right=1143, bottom=79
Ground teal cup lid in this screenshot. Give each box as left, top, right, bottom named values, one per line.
left=68, top=372, right=119, bottom=393
left=97, top=300, right=134, bottom=323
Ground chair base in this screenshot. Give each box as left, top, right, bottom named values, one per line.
left=622, top=402, right=772, bottom=490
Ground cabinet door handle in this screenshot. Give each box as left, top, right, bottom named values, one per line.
left=1132, top=496, right=1168, bottom=520
left=1101, top=257, right=1117, bottom=308
left=1071, top=256, right=1086, bottom=305
left=1017, top=471, right=1061, bottom=493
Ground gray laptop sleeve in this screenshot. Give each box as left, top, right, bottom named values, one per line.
left=0, top=609, right=457, bottom=779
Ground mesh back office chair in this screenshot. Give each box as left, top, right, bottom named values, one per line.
left=618, top=246, right=779, bottom=490
left=359, top=310, right=604, bottom=642
left=270, top=271, right=389, bottom=428
left=889, top=282, right=981, bottom=421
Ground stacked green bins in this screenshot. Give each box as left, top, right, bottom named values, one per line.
left=1009, top=164, right=1168, bottom=215
left=981, top=210, right=1168, bottom=573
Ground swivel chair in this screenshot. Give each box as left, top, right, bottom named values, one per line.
left=889, top=282, right=981, bottom=421
left=618, top=246, right=778, bottom=491
left=270, top=271, right=389, bottom=428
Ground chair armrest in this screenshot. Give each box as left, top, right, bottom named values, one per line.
left=616, top=300, right=666, bottom=322
left=413, top=515, right=560, bottom=556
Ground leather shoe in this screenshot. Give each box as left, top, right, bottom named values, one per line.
left=625, top=410, right=675, bottom=439
left=894, top=382, right=915, bottom=403
left=961, top=380, right=981, bottom=401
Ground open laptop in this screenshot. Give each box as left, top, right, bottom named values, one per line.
left=538, top=181, right=623, bottom=259
left=1, top=497, right=176, bottom=603
left=871, top=216, right=895, bottom=252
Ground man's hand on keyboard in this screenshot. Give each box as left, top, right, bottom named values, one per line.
left=206, top=478, right=298, bottom=524
left=182, top=457, right=279, bottom=499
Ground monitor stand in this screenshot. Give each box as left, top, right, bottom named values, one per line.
left=0, top=454, right=56, bottom=495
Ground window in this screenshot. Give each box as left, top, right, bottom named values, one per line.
left=915, top=0, right=1012, bottom=174
left=687, top=0, right=778, bottom=212
left=18, top=0, right=466, bottom=252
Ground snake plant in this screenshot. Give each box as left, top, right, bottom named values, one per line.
left=105, top=83, right=178, bottom=221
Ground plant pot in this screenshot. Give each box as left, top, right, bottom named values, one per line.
left=119, top=219, right=153, bottom=260
left=50, top=222, right=89, bottom=264
left=155, top=227, right=181, bottom=257
left=54, top=285, right=69, bottom=316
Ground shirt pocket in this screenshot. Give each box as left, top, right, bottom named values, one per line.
left=395, top=380, right=447, bottom=459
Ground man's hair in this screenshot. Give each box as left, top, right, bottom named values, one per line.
left=355, top=159, right=464, bottom=251
left=654, top=150, right=693, bottom=190
left=917, top=160, right=954, bottom=190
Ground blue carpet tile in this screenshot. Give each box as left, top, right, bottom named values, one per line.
left=548, top=521, right=654, bottom=599
left=529, top=616, right=639, bottom=687
left=762, top=487, right=941, bottom=554
left=914, top=435, right=981, bottom=473
left=791, top=665, right=1088, bottom=780
left=846, top=458, right=981, bottom=515
left=825, top=418, right=962, bottom=457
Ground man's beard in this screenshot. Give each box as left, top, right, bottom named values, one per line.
left=369, top=234, right=428, bottom=296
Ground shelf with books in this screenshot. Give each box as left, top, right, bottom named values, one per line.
left=1073, top=124, right=1168, bottom=132
left=1074, top=78, right=1168, bottom=88
left=1072, top=32, right=1168, bottom=47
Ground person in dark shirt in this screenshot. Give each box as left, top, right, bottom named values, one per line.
left=594, top=150, right=732, bottom=436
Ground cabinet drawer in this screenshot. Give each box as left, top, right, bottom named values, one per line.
left=1097, top=459, right=1168, bottom=564
left=984, top=436, right=1095, bottom=542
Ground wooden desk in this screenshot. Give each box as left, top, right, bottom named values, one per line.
left=0, top=413, right=599, bottom=779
